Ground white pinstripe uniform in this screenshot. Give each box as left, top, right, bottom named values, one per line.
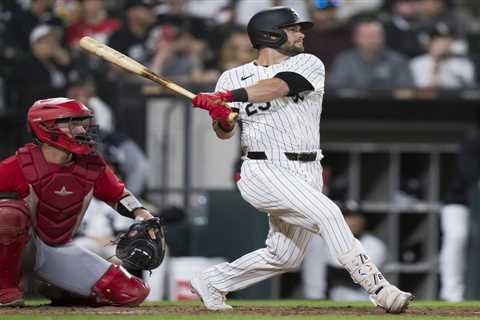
left=199, top=53, right=397, bottom=304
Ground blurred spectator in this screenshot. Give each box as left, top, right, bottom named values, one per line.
left=74, top=198, right=133, bottom=264
left=153, top=0, right=224, bottom=79
left=302, top=207, right=386, bottom=300
left=63, top=1, right=120, bottom=97
left=97, top=130, right=148, bottom=196
left=383, top=0, right=426, bottom=58
left=233, top=0, right=309, bottom=27
left=218, top=28, right=256, bottom=71
left=9, top=24, right=72, bottom=123
left=409, top=25, right=476, bottom=89
left=438, top=133, right=480, bottom=301
left=185, top=0, right=233, bottom=25
left=66, top=71, right=115, bottom=132
left=52, top=0, right=82, bottom=25
left=107, top=0, right=156, bottom=67
left=335, top=0, right=383, bottom=22
left=417, top=0, right=468, bottom=54
left=4, top=0, right=64, bottom=56
left=149, top=24, right=219, bottom=84
left=0, top=1, right=22, bottom=63
left=0, top=1, right=22, bottom=111
left=65, top=72, right=148, bottom=196
left=329, top=19, right=414, bottom=90
left=66, top=0, right=121, bottom=48
left=304, top=0, right=352, bottom=73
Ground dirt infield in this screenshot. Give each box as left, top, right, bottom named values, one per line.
left=1, top=305, right=480, bottom=317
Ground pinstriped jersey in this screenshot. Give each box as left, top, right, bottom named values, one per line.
left=215, top=53, right=325, bottom=153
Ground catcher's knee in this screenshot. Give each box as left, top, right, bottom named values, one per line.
left=91, top=264, right=149, bottom=306
left=0, top=198, right=31, bottom=245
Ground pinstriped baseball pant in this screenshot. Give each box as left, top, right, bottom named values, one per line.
left=206, top=159, right=355, bottom=293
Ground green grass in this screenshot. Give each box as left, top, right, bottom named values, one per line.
left=0, top=300, right=478, bottom=320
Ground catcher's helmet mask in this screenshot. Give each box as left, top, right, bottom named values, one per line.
left=247, top=6, right=313, bottom=49
left=27, top=98, right=98, bottom=155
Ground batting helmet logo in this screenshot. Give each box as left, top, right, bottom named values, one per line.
left=247, top=6, right=313, bottom=49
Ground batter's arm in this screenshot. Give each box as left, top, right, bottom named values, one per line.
left=243, top=78, right=290, bottom=103
left=233, top=72, right=313, bottom=103
left=211, top=74, right=309, bottom=138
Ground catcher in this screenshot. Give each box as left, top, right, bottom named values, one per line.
left=0, top=97, right=166, bottom=307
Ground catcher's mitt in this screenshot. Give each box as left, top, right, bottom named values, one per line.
left=115, top=217, right=166, bottom=271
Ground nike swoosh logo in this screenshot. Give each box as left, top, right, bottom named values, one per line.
left=241, top=74, right=254, bottom=81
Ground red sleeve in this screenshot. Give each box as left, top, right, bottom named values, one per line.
left=0, top=156, right=30, bottom=198
left=93, top=165, right=125, bottom=203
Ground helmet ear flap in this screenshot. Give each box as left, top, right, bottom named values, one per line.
left=37, top=121, right=60, bottom=142
left=251, top=29, right=287, bottom=49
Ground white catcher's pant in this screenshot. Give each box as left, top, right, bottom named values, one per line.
left=204, top=157, right=356, bottom=293
left=439, top=204, right=469, bottom=301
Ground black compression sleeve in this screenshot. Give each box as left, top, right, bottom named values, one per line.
left=231, top=88, right=248, bottom=102
left=274, top=72, right=314, bottom=96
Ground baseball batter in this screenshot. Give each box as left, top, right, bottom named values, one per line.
left=0, top=98, right=158, bottom=307
left=190, top=7, right=413, bottom=313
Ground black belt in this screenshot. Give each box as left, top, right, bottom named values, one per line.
left=247, top=151, right=317, bottom=162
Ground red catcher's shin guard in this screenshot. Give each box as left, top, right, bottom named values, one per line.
left=91, top=264, right=149, bottom=306
left=0, top=199, right=31, bottom=305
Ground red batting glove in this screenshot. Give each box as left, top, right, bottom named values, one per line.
left=192, top=91, right=233, bottom=111
left=209, top=104, right=234, bottom=129
left=215, top=90, right=233, bottom=102
left=209, top=104, right=231, bottom=121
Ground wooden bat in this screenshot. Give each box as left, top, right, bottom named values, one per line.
left=79, top=36, right=237, bottom=122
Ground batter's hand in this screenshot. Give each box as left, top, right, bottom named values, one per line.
left=208, top=104, right=232, bottom=123
left=192, top=91, right=232, bottom=110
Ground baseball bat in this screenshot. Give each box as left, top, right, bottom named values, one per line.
left=79, top=36, right=237, bottom=122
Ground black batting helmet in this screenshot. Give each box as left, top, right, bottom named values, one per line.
left=247, top=7, right=313, bottom=49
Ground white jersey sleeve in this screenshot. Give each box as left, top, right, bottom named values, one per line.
left=280, top=53, right=325, bottom=93
left=215, top=71, right=234, bottom=92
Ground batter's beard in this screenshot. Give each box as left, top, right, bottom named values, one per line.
left=278, top=43, right=304, bottom=56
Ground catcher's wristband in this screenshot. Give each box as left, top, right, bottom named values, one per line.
left=118, top=191, right=145, bottom=219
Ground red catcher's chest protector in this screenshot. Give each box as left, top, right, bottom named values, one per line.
left=16, top=144, right=104, bottom=246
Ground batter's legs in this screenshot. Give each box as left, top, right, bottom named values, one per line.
left=192, top=162, right=413, bottom=312
left=191, top=215, right=312, bottom=310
